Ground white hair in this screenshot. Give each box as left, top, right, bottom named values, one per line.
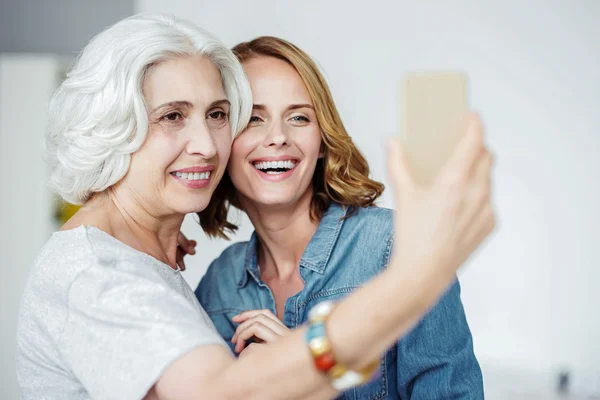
left=45, top=13, right=252, bottom=205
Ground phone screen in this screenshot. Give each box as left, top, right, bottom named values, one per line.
left=400, top=71, right=469, bottom=185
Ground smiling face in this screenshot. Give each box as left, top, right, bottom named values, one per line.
left=115, top=54, right=232, bottom=217
left=227, top=56, right=323, bottom=211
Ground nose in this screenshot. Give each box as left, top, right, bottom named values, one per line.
left=186, top=120, right=218, bottom=159
left=263, top=120, right=290, bottom=148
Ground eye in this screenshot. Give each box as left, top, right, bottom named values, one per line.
left=208, top=111, right=228, bottom=120
left=162, top=111, right=183, bottom=122
left=290, top=115, right=309, bottom=123
left=249, top=115, right=263, bottom=124
left=207, top=109, right=229, bottom=129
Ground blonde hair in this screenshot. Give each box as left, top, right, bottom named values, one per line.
left=199, top=36, right=384, bottom=238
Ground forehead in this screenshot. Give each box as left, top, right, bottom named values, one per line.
left=243, top=56, right=312, bottom=106
left=143, top=55, right=226, bottom=108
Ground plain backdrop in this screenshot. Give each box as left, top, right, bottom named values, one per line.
left=1, top=1, right=598, bottom=398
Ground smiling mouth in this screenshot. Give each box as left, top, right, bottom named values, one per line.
left=171, top=171, right=211, bottom=180
left=252, top=160, right=298, bottom=175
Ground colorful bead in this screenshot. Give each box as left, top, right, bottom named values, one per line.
left=332, top=371, right=363, bottom=391
left=305, top=321, right=326, bottom=341
left=328, top=363, right=348, bottom=379
left=308, top=300, right=335, bottom=321
left=308, top=337, right=331, bottom=356
left=315, top=352, right=336, bottom=371
left=305, top=300, right=380, bottom=390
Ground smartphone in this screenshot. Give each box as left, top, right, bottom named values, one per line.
left=400, top=71, right=469, bottom=185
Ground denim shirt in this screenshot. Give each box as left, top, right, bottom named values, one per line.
left=196, top=203, right=484, bottom=399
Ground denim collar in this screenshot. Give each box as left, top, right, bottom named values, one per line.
left=237, top=203, right=348, bottom=288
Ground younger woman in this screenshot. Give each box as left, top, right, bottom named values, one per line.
left=195, top=37, right=486, bottom=399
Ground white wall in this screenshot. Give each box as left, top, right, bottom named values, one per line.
left=0, top=55, right=64, bottom=399
left=138, top=0, right=600, bottom=388
left=0, top=0, right=134, bottom=54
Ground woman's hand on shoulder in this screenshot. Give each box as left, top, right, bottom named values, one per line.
left=176, top=232, right=197, bottom=271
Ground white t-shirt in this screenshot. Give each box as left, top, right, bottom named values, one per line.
left=16, top=226, right=228, bottom=400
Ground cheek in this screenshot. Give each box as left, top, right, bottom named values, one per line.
left=215, top=135, right=232, bottom=170
left=297, top=128, right=323, bottom=158
left=228, top=135, right=253, bottom=173
left=143, top=128, right=182, bottom=167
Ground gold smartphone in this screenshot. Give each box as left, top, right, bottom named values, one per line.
left=400, top=71, right=469, bottom=185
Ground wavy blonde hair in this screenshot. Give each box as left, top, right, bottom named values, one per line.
left=199, top=36, right=384, bottom=238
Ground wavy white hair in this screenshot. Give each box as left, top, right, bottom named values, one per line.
left=45, top=14, right=252, bottom=205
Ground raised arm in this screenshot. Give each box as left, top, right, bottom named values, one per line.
left=151, top=114, right=495, bottom=400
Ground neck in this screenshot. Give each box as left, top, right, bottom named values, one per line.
left=67, top=189, right=184, bottom=269
left=241, top=188, right=318, bottom=281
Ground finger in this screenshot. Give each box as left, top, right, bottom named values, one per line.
left=178, top=231, right=190, bottom=247
left=455, top=149, right=494, bottom=235
left=458, top=148, right=495, bottom=244
left=239, top=342, right=261, bottom=359
left=386, top=137, right=414, bottom=192
left=441, top=112, right=484, bottom=183
left=234, top=322, right=279, bottom=353
left=232, top=315, right=288, bottom=345
left=472, top=149, right=494, bottom=187
left=178, top=232, right=196, bottom=255
left=237, top=324, right=274, bottom=344
left=176, top=246, right=186, bottom=271
left=233, top=316, right=288, bottom=342
left=460, top=202, right=496, bottom=255
left=232, top=315, right=288, bottom=344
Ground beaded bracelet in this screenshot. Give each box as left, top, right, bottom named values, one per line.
left=305, top=301, right=380, bottom=391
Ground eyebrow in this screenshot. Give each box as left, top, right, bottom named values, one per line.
left=252, top=103, right=314, bottom=111
left=209, top=99, right=231, bottom=109
left=151, top=99, right=230, bottom=114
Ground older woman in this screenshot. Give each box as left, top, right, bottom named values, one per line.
left=16, top=13, right=495, bottom=400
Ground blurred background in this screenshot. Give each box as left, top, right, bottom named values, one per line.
left=1, top=0, right=598, bottom=398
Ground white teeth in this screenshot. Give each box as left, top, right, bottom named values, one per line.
left=174, top=171, right=211, bottom=180
left=253, top=160, right=297, bottom=171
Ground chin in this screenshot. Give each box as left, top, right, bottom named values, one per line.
left=171, top=197, right=212, bottom=215
left=252, top=194, right=299, bottom=209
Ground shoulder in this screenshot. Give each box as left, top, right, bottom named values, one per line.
left=24, top=227, right=99, bottom=297
left=17, top=227, right=106, bottom=368
left=350, top=205, right=394, bottom=225
left=341, top=205, right=394, bottom=243
left=24, top=227, right=171, bottom=304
